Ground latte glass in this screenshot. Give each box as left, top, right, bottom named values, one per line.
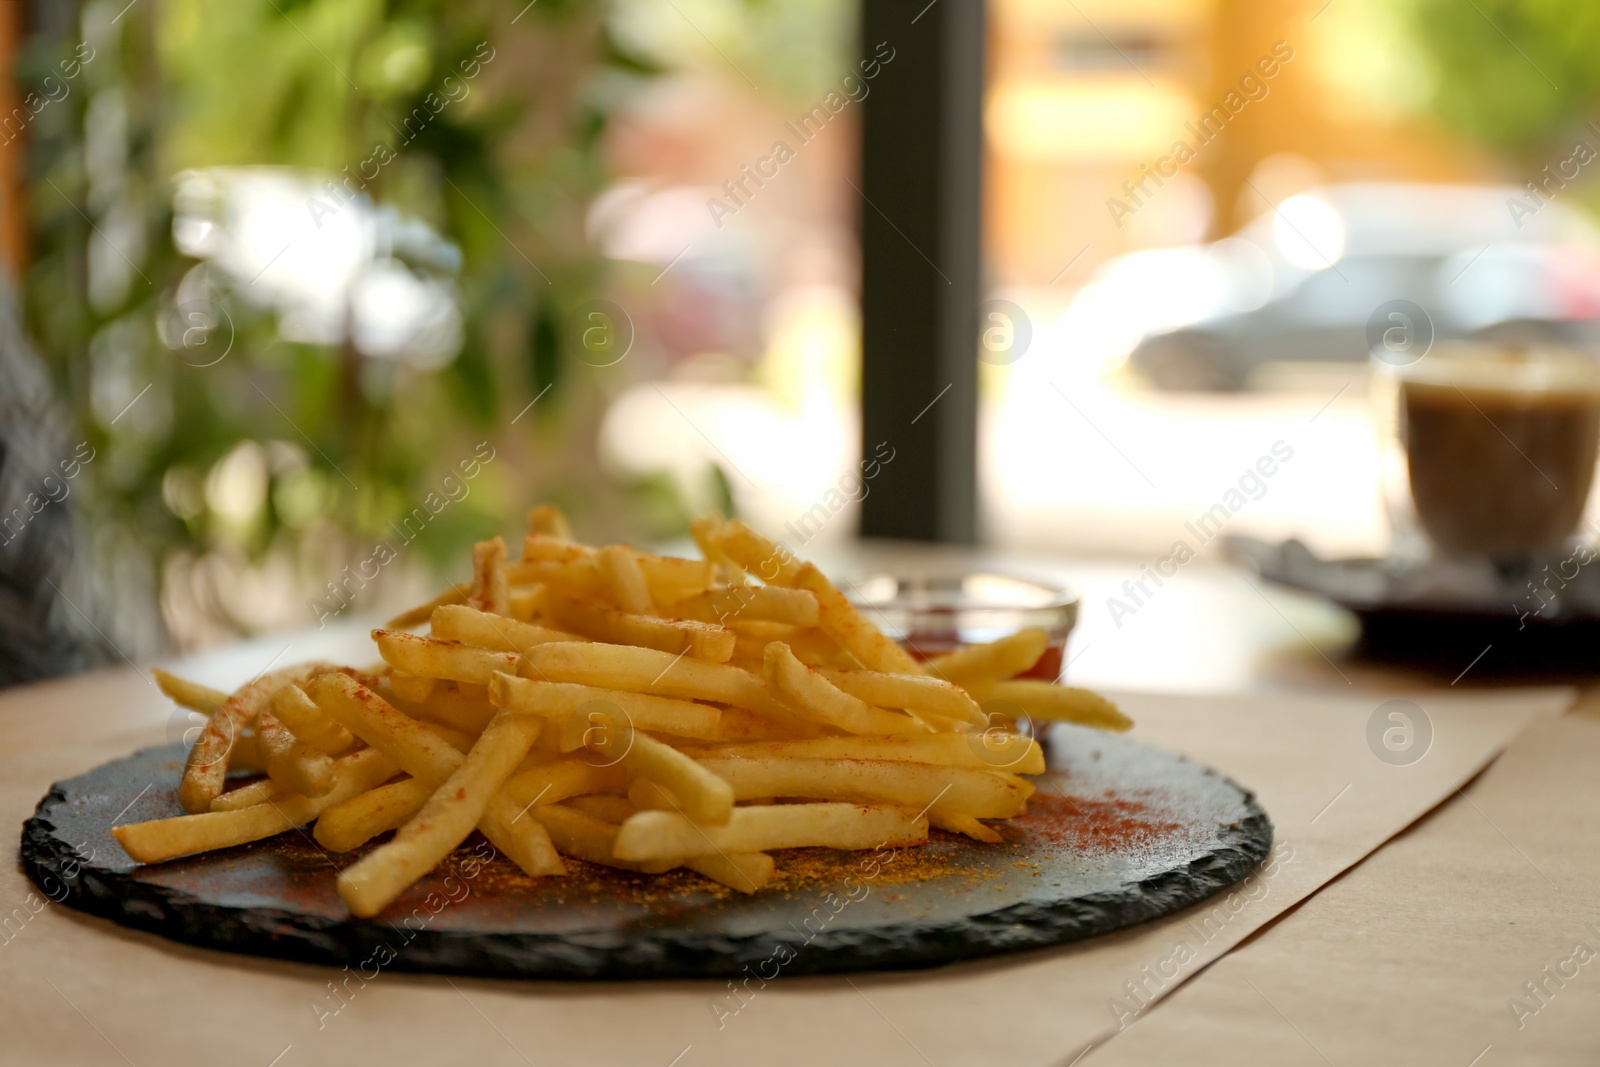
left=1373, top=341, right=1600, bottom=565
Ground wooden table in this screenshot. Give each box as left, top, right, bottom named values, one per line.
left=2, top=553, right=1591, bottom=1065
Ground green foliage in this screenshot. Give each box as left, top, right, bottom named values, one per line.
left=1399, top=0, right=1600, bottom=161
left=20, top=0, right=640, bottom=644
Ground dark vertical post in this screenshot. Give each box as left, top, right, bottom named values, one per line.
left=858, top=0, right=985, bottom=543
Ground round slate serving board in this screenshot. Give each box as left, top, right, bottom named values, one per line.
left=21, top=724, right=1271, bottom=980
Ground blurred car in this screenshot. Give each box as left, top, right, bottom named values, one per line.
left=1083, top=183, right=1600, bottom=390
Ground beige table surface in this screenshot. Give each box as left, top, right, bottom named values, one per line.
left=0, top=664, right=1569, bottom=1067
left=1090, top=701, right=1600, bottom=1067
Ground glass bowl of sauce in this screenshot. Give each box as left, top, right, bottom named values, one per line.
left=844, top=571, right=1079, bottom=682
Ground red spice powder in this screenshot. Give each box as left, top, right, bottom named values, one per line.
left=1011, top=792, right=1184, bottom=853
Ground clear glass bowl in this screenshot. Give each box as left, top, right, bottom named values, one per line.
left=844, top=571, right=1079, bottom=682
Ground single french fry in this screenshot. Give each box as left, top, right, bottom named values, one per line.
left=703, top=519, right=803, bottom=586
left=522, top=533, right=588, bottom=562
left=791, top=563, right=922, bottom=675
left=520, top=641, right=798, bottom=720
left=309, top=674, right=470, bottom=777
left=115, top=747, right=399, bottom=863
left=257, top=710, right=336, bottom=797
left=671, top=585, right=820, bottom=628
left=270, top=684, right=356, bottom=756
left=316, top=757, right=572, bottom=860
left=527, top=504, right=573, bottom=540
left=209, top=777, right=281, bottom=812
left=179, top=663, right=337, bottom=814
left=562, top=794, right=637, bottom=824
left=385, top=680, right=497, bottom=735
left=713, top=705, right=827, bottom=742
left=506, top=556, right=603, bottom=598
left=527, top=804, right=675, bottom=873
left=965, top=680, right=1132, bottom=732
left=528, top=803, right=617, bottom=864
left=488, top=675, right=721, bottom=742
left=925, top=628, right=1050, bottom=686
left=727, top=621, right=794, bottom=665
left=388, top=671, right=437, bottom=703
left=228, top=731, right=267, bottom=774
left=583, top=706, right=733, bottom=825
left=690, top=516, right=748, bottom=581
left=501, top=756, right=629, bottom=809
left=931, top=811, right=1002, bottom=843
left=535, top=591, right=735, bottom=662
left=679, top=732, right=1046, bottom=775
left=385, top=582, right=471, bottom=630
left=693, top=757, right=1030, bottom=819
left=596, top=544, right=654, bottom=614
left=789, top=627, right=853, bottom=669
left=613, top=803, right=928, bottom=862
left=814, top=668, right=985, bottom=726
left=338, top=708, right=546, bottom=917
left=638, top=556, right=713, bottom=605
left=429, top=604, right=582, bottom=655
left=509, top=551, right=711, bottom=606
left=476, top=800, right=572, bottom=882
left=316, top=777, right=433, bottom=852
left=154, top=669, right=226, bottom=715
left=373, top=629, right=519, bottom=686
left=470, top=536, right=510, bottom=616
left=508, top=586, right=539, bottom=622
left=685, top=851, right=774, bottom=894
left=308, top=674, right=565, bottom=878
left=763, top=643, right=926, bottom=736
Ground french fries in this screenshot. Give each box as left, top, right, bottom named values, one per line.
left=596, top=544, right=653, bottom=614
left=679, top=733, right=1046, bottom=775
left=613, top=803, right=929, bottom=861
left=672, top=585, right=819, bottom=628
left=178, top=663, right=336, bottom=813
left=527, top=504, right=572, bottom=540
left=814, top=667, right=985, bottom=726
left=307, top=673, right=565, bottom=882
left=470, top=536, right=511, bottom=616
left=125, top=505, right=1125, bottom=914
left=692, top=758, right=1031, bottom=819
left=385, top=582, right=471, bottom=630
left=116, top=747, right=399, bottom=862
left=534, top=591, right=735, bottom=662
left=489, top=675, right=721, bottom=742
left=270, top=684, right=355, bottom=756
left=153, top=668, right=226, bottom=715
left=257, top=710, right=336, bottom=797
left=521, top=641, right=798, bottom=719
left=763, top=643, right=925, bottom=735
left=927, top=628, right=1050, bottom=686
left=965, top=680, right=1132, bottom=732
left=338, top=708, right=543, bottom=917
left=428, top=604, right=581, bottom=654
left=582, top=705, right=734, bottom=825
left=790, top=563, right=924, bottom=675
left=374, top=630, right=519, bottom=686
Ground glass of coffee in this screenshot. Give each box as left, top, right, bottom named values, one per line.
left=1375, top=342, right=1600, bottom=566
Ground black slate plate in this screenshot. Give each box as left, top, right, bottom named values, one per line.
left=1226, top=535, right=1600, bottom=676
left=21, top=724, right=1271, bottom=980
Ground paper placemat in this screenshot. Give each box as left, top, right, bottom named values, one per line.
left=1088, top=704, right=1600, bottom=1067
left=0, top=670, right=1571, bottom=1067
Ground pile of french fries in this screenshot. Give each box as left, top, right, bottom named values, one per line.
left=114, top=508, right=1130, bottom=918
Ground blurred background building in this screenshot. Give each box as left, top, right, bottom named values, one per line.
left=3, top=0, right=1600, bottom=670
